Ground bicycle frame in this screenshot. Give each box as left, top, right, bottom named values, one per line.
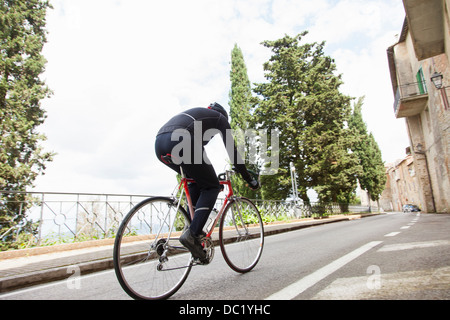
left=177, top=168, right=234, bottom=239
left=113, top=168, right=263, bottom=300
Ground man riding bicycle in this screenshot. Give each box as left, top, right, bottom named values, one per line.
left=155, top=103, right=259, bottom=263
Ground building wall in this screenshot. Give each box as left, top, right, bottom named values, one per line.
left=379, top=168, right=393, bottom=211
left=389, top=1, right=450, bottom=213
left=380, top=155, right=421, bottom=212
left=445, top=0, right=450, bottom=64
left=409, top=53, right=450, bottom=213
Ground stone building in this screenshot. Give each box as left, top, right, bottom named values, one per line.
left=387, top=0, right=450, bottom=213
left=380, top=155, right=421, bottom=212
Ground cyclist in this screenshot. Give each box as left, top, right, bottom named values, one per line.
left=155, top=103, right=259, bottom=263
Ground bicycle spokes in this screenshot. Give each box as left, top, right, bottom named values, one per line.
left=219, top=198, right=264, bottom=273
left=113, top=197, right=192, bottom=300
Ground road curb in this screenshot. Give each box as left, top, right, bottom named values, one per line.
left=0, top=239, right=116, bottom=260
left=0, top=257, right=116, bottom=293
left=0, top=213, right=381, bottom=294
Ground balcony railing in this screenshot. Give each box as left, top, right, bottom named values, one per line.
left=394, top=80, right=429, bottom=118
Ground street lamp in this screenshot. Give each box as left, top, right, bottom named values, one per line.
left=289, top=162, right=299, bottom=204
left=430, top=72, right=443, bottom=89
left=430, top=71, right=449, bottom=110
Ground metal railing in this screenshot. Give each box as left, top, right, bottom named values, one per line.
left=253, top=200, right=372, bottom=219
left=1, top=191, right=153, bottom=246
left=393, top=80, right=428, bottom=113
left=1, top=191, right=372, bottom=247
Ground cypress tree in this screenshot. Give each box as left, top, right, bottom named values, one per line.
left=0, top=0, right=54, bottom=249
left=228, top=44, right=260, bottom=198
left=229, top=44, right=251, bottom=132
left=349, top=97, right=386, bottom=202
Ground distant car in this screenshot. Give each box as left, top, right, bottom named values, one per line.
left=403, top=204, right=421, bottom=212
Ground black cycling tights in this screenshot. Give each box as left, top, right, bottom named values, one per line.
left=155, top=132, right=221, bottom=236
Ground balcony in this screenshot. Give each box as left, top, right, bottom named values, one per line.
left=393, top=81, right=428, bottom=118
left=403, top=0, right=445, bottom=61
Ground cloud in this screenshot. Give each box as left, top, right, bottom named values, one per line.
left=272, top=0, right=328, bottom=31
left=319, top=1, right=408, bottom=162
left=308, top=0, right=399, bottom=45
left=34, top=0, right=409, bottom=195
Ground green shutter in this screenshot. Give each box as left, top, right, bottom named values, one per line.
left=416, top=68, right=427, bottom=94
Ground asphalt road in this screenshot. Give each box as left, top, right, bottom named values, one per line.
left=1, top=212, right=449, bottom=301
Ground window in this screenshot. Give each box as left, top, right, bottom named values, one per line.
left=416, top=67, right=427, bottom=95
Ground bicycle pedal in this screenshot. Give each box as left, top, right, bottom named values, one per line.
left=193, top=258, right=209, bottom=266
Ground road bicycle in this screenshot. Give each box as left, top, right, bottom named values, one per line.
left=113, top=168, right=264, bottom=300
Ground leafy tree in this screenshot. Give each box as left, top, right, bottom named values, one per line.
left=310, top=130, right=362, bottom=206
left=253, top=32, right=361, bottom=202
left=228, top=44, right=261, bottom=199
left=348, top=97, right=386, bottom=202
left=0, top=0, right=53, bottom=249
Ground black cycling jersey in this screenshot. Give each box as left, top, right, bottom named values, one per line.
left=157, top=107, right=252, bottom=183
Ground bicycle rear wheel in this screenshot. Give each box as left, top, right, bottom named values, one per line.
left=113, top=196, right=192, bottom=300
left=219, top=197, right=264, bottom=273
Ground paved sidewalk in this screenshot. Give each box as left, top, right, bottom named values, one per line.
left=0, top=213, right=379, bottom=293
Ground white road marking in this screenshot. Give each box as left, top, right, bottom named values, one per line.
left=265, top=241, right=383, bottom=300
left=378, top=240, right=450, bottom=252
left=312, top=266, right=450, bottom=300
left=384, top=232, right=400, bottom=237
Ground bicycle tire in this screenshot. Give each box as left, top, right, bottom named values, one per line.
left=113, top=196, right=192, bottom=300
left=219, top=197, right=264, bottom=273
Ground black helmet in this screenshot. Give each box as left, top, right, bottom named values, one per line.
left=208, top=102, right=228, bottom=119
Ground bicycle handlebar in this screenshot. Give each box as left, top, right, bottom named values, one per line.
left=218, top=172, right=228, bottom=181
left=247, top=169, right=259, bottom=182
left=217, top=168, right=260, bottom=182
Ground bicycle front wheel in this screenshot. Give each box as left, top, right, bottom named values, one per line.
left=113, top=197, right=192, bottom=300
left=219, top=197, right=264, bottom=273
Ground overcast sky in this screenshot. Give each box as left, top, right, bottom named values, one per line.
left=34, top=0, right=409, bottom=196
